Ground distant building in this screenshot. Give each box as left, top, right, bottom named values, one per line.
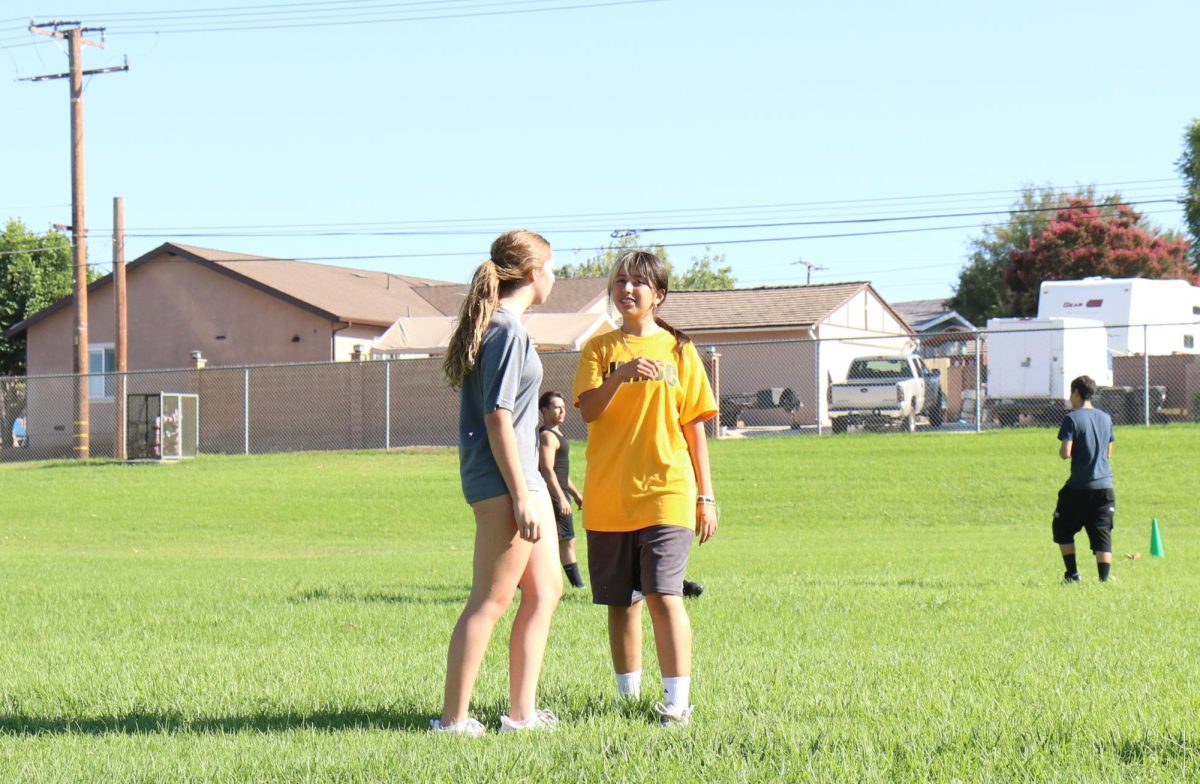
left=892, top=298, right=977, bottom=358
left=658, top=282, right=914, bottom=427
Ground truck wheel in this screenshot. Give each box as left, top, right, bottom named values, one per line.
left=831, top=417, right=847, bottom=434
left=929, top=394, right=944, bottom=428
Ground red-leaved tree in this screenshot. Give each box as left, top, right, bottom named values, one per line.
left=1005, top=198, right=1195, bottom=315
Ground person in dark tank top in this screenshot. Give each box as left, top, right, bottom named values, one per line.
left=538, top=391, right=586, bottom=589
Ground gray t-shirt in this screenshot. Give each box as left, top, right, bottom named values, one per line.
left=458, top=307, right=547, bottom=504
left=1057, top=407, right=1115, bottom=490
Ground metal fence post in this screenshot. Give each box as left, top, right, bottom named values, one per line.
left=1143, top=323, right=1150, bottom=426
left=384, top=360, right=392, bottom=450
left=117, top=372, right=127, bottom=459
left=975, top=331, right=982, bottom=434
left=243, top=366, right=250, bottom=455
left=814, top=335, right=822, bottom=436
left=704, top=346, right=720, bottom=440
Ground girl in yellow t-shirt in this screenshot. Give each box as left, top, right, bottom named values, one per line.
left=572, top=250, right=718, bottom=727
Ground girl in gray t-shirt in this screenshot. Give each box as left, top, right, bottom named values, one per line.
left=432, top=229, right=562, bottom=736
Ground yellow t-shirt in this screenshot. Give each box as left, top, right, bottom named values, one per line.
left=572, top=329, right=718, bottom=533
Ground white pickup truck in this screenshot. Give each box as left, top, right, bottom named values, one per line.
left=828, top=355, right=945, bottom=433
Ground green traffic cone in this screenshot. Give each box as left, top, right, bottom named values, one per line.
left=1149, top=518, right=1165, bottom=558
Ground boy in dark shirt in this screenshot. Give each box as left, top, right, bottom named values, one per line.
left=1053, top=375, right=1116, bottom=583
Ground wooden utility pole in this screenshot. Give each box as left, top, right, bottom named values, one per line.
left=113, top=196, right=127, bottom=459
left=23, top=21, right=128, bottom=459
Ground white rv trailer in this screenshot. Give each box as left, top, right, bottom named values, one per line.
left=1037, top=278, right=1200, bottom=355
left=984, top=317, right=1114, bottom=425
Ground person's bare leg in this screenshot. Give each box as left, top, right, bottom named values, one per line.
left=609, top=603, right=642, bottom=674
left=645, top=593, right=691, bottom=678
left=439, top=495, right=531, bottom=725
left=508, top=492, right=563, bottom=720
left=558, top=538, right=576, bottom=566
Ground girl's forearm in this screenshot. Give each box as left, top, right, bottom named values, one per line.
left=682, top=419, right=714, bottom=495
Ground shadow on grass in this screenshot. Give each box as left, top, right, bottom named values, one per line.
left=0, top=707, right=433, bottom=736
left=291, top=584, right=466, bottom=606
left=793, top=576, right=970, bottom=590
left=1108, top=735, right=1200, bottom=764
left=36, top=459, right=175, bottom=470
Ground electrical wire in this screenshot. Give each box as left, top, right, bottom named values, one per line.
left=79, top=0, right=662, bottom=34
left=63, top=179, right=1181, bottom=236
left=73, top=203, right=1188, bottom=272
left=53, top=0, right=525, bottom=20
left=64, top=0, right=573, bottom=25
left=69, top=197, right=1181, bottom=241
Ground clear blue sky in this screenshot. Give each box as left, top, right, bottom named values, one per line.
left=2, top=0, right=1197, bottom=304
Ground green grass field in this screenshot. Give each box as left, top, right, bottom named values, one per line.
left=1, top=427, right=1198, bottom=782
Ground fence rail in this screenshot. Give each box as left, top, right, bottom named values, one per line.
left=2, top=322, right=1198, bottom=462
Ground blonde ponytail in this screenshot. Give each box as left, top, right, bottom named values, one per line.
left=444, top=260, right=500, bottom=388
left=443, top=230, right=551, bottom=388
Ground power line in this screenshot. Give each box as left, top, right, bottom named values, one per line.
left=73, top=204, right=1188, bottom=272
left=98, top=0, right=662, bottom=34
left=54, top=0, right=515, bottom=20
left=0, top=245, right=71, bottom=257
left=66, top=197, right=1182, bottom=241
left=32, top=179, right=1178, bottom=236
left=69, top=0, right=568, bottom=25
left=1, top=0, right=658, bottom=44
left=616, top=199, right=1183, bottom=236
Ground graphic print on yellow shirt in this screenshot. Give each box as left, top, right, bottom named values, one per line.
left=572, top=329, right=717, bottom=533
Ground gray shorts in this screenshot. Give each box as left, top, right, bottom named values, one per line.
left=586, top=525, right=693, bottom=606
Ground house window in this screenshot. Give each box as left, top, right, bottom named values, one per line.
left=1185, top=335, right=1195, bottom=350
left=88, top=344, right=116, bottom=399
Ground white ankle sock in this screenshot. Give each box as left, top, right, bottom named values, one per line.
left=663, top=676, right=690, bottom=708
left=615, top=670, right=641, bottom=699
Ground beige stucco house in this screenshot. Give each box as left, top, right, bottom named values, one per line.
left=6, top=246, right=919, bottom=448
left=7, top=243, right=456, bottom=375
left=657, top=282, right=915, bottom=426
left=3, top=246, right=611, bottom=455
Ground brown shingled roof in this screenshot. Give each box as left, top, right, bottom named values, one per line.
left=415, top=277, right=608, bottom=317
left=657, top=281, right=879, bottom=331
left=5, top=243, right=455, bottom=338
left=173, top=244, right=449, bottom=326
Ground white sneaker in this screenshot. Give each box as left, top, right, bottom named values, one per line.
left=653, top=702, right=693, bottom=727
left=499, top=708, right=559, bottom=733
left=430, top=717, right=486, bottom=736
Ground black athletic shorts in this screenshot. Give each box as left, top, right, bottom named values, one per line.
left=1052, top=485, right=1115, bottom=553
left=555, top=509, right=575, bottom=542
left=586, top=525, right=692, bottom=606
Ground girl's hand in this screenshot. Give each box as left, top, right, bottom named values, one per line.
left=557, top=495, right=572, bottom=517
left=619, top=357, right=661, bottom=382
left=513, top=496, right=542, bottom=542
left=696, top=502, right=718, bottom=544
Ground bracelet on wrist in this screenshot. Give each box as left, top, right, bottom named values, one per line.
left=696, top=495, right=716, bottom=505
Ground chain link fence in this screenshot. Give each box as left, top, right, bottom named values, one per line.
left=2, top=321, right=1197, bottom=462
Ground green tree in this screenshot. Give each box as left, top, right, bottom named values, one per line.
left=1006, top=197, right=1194, bottom=315
left=559, top=233, right=735, bottom=290
left=0, top=219, right=75, bottom=375
left=1177, top=118, right=1200, bottom=270
left=671, top=246, right=736, bottom=290
left=949, top=186, right=1107, bottom=323
left=558, top=232, right=670, bottom=279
